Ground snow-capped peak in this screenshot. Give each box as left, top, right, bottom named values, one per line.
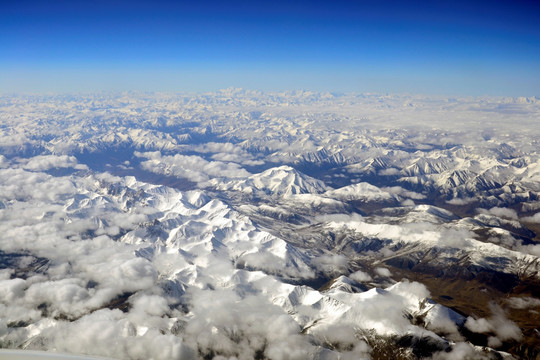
left=214, top=165, right=330, bottom=196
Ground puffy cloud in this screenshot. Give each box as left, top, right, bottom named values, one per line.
left=378, top=168, right=400, bottom=176
left=506, top=296, right=540, bottom=309
left=0, top=320, right=6, bottom=337
left=0, top=168, right=76, bottom=201
left=382, top=186, right=426, bottom=199
left=238, top=250, right=314, bottom=279
left=437, top=227, right=474, bottom=248
left=0, top=269, right=13, bottom=280
left=388, top=280, right=430, bottom=301
left=522, top=212, right=540, bottom=223
left=312, top=323, right=362, bottom=350
left=401, top=199, right=415, bottom=206
left=0, top=302, right=42, bottom=326
left=349, top=270, right=372, bottom=282
left=136, top=151, right=251, bottom=185
left=25, top=278, right=90, bottom=314
left=240, top=252, right=289, bottom=275
left=0, top=278, right=26, bottom=302
left=374, top=267, right=392, bottom=277
left=183, top=288, right=314, bottom=360
left=464, top=316, right=492, bottom=333
left=130, top=294, right=170, bottom=317
left=432, top=342, right=491, bottom=360
left=517, top=243, right=540, bottom=257
left=487, top=336, right=503, bottom=348
left=40, top=309, right=195, bottom=360
left=192, top=142, right=264, bottom=166
left=111, top=258, right=158, bottom=292
left=338, top=342, right=371, bottom=360
left=445, top=197, right=476, bottom=205
left=423, top=304, right=462, bottom=335
left=478, top=207, right=519, bottom=220
left=465, top=304, right=522, bottom=345
left=0, top=155, right=8, bottom=168
left=19, top=155, right=88, bottom=171
left=312, top=254, right=349, bottom=275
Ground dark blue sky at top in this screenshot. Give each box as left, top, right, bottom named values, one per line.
left=1, top=0, right=539, bottom=95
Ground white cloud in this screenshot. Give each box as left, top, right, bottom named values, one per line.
left=378, top=168, right=400, bottom=176
left=0, top=320, right=7, bottom=337
left=432, top=342, right=491, bottom=360
left=20, top=155, right=88, bottom=171
left=42, top=309, right=195, bottom=360
left=465, top=304, right=522, bottom=344
left=438, top=227, right=474, bottom=248
left=0, top=278, right=26, bottom=302
left=445, top=197, right=475, bottom=205
left=349, top=270, right=372, bottom=282
left=478, top=207, right=519, bottom=220
left=192, top=142, right=264, bottom=166
left=183, top=288, right=314, bottom=360
left=517, top=243, right=540, bottom=257
left=488, top=336, right=503, bottom=348
left=0, top=155, right=9, bottom=168
left=0, top=168, right=76, bottom=202
left=522, top=212, right=540, bottom=223
left=506, top=296, right=540, bottom=309
left=401, top=199, right=415, bottom=206
left=312, top=254, right=349, bottom=275
left=130, top=294, right=169, bottom=317
left=464, top=316, right=492, bottom=333
left=382, top=186, right=426, bottom=199
left=388, top=280, right=430, bottom=300
left=374, top=267, right=392, bottom=277
left=239, top=251, right=308, bottom=278
left=136, top=151, right=251, bottom=185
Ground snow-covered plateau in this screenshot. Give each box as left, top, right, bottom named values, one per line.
left=0, top=91, right=539, bottom=359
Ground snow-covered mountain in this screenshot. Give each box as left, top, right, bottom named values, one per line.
left=1, top=92, right=539, bottom=360
left=324, top=182, right=397, bottom=203
left=212, top=165, right=330, bottom=196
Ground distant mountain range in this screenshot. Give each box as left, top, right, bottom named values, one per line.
left=0, top=92, right=539, bottom=359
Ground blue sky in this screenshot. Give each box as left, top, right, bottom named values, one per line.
left=1, top=0, right=539, bottom=95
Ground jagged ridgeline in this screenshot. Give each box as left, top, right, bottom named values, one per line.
left=0, top=91, right=539, bottom=359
